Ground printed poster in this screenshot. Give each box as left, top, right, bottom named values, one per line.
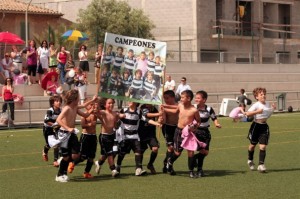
left=98, top=32, right=167, bottom=105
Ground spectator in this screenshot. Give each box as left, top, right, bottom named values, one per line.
left=237, top=88, right=250, bottom=105
left=26, top=40, right=38, bottom=85
left=94, top=43, right=103, bottom=84
left=2, top=78, right=15, bottom=124
left=78, top=44, right=89, bottom=74
left=56, top=46, right=69, bottom=84
left=49, top=42, right=58, bottom=72
left=175, top=77, right=191, bottom=95
left=2, top=52, right=13, bottom=78
left=46, top=74, right=59, bottom=96
left=37, top=40, right=50, bottom=83
left=13, top=69, right=27, bottom=85
left=11, top=45, right=23, bottom=73
left=164, top=75, right=176, bottom=91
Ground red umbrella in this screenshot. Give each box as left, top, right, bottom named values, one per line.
left=41, top=71, right=59, bottom=90
left=0, top=32, right=24, bottom=44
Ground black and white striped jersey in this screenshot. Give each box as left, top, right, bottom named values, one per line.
left=113, top=54, right=124, bottom=69
left=44, top=107, right=61, bottom=128
left=147, top=59, right=156, bottom=73
left=121, top=77, right=132, bottom=91
left=130, top=78, right=143, bottom=89
left=195, top=105, right=217, bottom=128
left=143, top=79, right=156, bottom=93
left=124, top=56, right=136, bottom=71
left=120, top=107, right=142, bottom=132
left=103, top=52, right=114, bottom=65
left=154, top=64, right=164, bottom=76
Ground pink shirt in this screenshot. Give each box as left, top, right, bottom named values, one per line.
left=13, top=75, right=25, bottom=85
left=46, top=80, right=58, bottom=94
left=229, top=107, right=243, bottom=118
left=136, top=59, right=148, bottom=76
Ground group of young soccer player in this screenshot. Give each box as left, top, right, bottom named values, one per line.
left=42, top=86, right=275, bottom=182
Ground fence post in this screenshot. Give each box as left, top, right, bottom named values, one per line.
left=29, top=101, right=32, bottom=127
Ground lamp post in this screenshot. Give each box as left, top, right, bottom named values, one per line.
left=25, top=0, right=33, bottom=47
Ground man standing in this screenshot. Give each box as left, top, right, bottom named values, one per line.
left=164, top=75, right=176, bottom=92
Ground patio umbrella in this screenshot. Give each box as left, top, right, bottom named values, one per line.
left=61, top=30, right=88, bottom=41
left=0, top=32, right=24, bottom=44
left=41, top=71, right=59, bottom=90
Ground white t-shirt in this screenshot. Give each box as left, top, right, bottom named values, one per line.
left=176, top=84, right=191, bottom=94
left=248, top=101, right=274, bottom=120
left=164, top=80, right=176, bottom=91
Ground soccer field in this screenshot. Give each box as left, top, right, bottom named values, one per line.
left=0, top=113, right=299, bottom=199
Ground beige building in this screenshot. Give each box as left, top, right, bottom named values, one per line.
left=20, top=0, right=300, bottom=63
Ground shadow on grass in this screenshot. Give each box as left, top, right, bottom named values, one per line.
left=168, top=170, right=247, bottom=178
left=266, top=168, right=300, bottom=173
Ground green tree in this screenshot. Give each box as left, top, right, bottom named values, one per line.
left=76, top=0, right=155, bottom=47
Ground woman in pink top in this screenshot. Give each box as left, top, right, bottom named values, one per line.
left=46, top=75, right=59, bottom=96
left=229, top=104, right=246, bottom=122
left=26, top=40, right=37, bottom=85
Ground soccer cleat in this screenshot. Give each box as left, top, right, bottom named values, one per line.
left=247, top=160, right=255, bottom=171
left=55, top=175, right=69, bottom=183
left=42, top=151, right=48, bottom=162
left=111, top=169, right=120, bottom=177
left=147, top=164, right=157, bottom=174
left=189, top=171, right=195, bottom=178
left=166, top=162, right=176, bottom=175
left=83, top=172, right=93, bottom=179
left=53, top=161, right=59, bottom=167
left=95, top=161, right=101, bottom=175
left=135, top=168, right=147, bottom=176
left=257, top=164, right=267, bottom=173
left=67, top=162, right=75, bottom=173
left=197, top=170, right=205, bottom=177
left=116, top=165, right=121, bottom=174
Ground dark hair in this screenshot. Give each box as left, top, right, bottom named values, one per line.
left=181, top=90, right=194, bottom=100
left=41, top=40, right=48, bottom=49
left=99, top=98, right=115, bottom=110
left=253, top=87, right=266, bottom=99
left=49, top=42, right=54, bottom=46
left=4, top=78, right=13, bottom=85
left=49, top=95, right=62, bottom=107
left=163, top=90, right=175, bottom=98
left=117, top=46, right=123, bottom=51
left=240, top=89, right=245, bottom=94
left=181, top=77, right=186, bottom=81
left=196, top=90, right=208, bottom=100
left=128, top=49, right=134, bottom=53
left=80, top=44, right=87, bottom=50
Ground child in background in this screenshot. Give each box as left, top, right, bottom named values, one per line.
left=136, top=51, right=148, bottom=77
left=124, top=49, right=136, bottom=76
left=42, top=95, right=62, bottom=167
left=46, top=75, right=59, bottom=96
left=99, top=64, right=110, bottom=93
left=112, top=46, right=124, bottom=73
left=108, top=69, right=121, bottom=96
left=245, top=87, right=276, bottom=173
left=143, top=71, right=157, bottom=100
left=146, top=51, right=155, bottom=74
left=74, top=68, right=87, bottom=104
left=103, top=44, right=114, bottom=72
left=229, top=104, right=246, bottom=122
left=153, top=55, right=164, bottom=90
left=129, top=69, right=143, bottom=99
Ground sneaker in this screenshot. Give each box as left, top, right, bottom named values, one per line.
left=67, top=162, right=75, bottom=173
left=55, top=175, right=68, bottom=183
left=42, top=152, right=48, bottom=162
left=135, top=168, right=147, bottom=176
left=53, top=161, right=59, bottom=167
left=189, top=171, right=195, bottom=178
left=147, top=164, right=157, bottom=174
left=247, top=160, right=255, bottom=171
left=257, top=164, right=267, bottom=173
left=197, top=170, right=205, bottom=177
left=166, top=162, right=176, bottom=175
left=83, top=172, right=93, bottom=179
left=95, top=161, right=101, bottom=175
left=111, top=169, right=120, bottom=177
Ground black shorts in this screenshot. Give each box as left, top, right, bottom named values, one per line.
left=79, top=61, right=89, bottom=72
left=99, top=133, right=115, bottom=155
left=43, top=126, right=55, bottom=145
left=60, top=133, right=80, bottom=157
left=194, top=128, right=211, bottom=151
left=173, top=128, right=184, bottom=153
left=162, top=124, right=177, bottom=146
left=80, top=134, right=97, bottom=159
left=248, top=122, right=270, bottom=145
left=119, top=139, right=141, bottom=154
left=27, top=64, right=37, bottom=76
left=49, top=65, right=57, bottom=68
left=140, top=137, right=160, bottom=153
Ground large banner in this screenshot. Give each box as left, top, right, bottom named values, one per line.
left=98, top=32, right=167, bottom=105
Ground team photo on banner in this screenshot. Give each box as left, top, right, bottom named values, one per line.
left=98, top=32, right=167, bottom=105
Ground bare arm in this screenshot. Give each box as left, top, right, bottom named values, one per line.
left=77, top=108, right=92, bottom=118
left=213, top=119, right=222, bottom=128
left=56, top=107, right=73, bottom=132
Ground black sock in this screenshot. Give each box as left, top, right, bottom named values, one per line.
left=99, top=159, right=105, bottom=165
left=169, top=153, right=180, bottom=164
left=43, top=145, right=50, bottom=154
left=188, top=157, right=194, bottom=171
left=74, top=157, right=84, bottom=165
left=193, top=153, right=199, bottom=167
left=85, top=160, right=93, bottom=173
left=259, top=150, right=266, bottom=165
left=53, top=148, right=59, bottom=161
left=135, top=154, right=142, bottom=168
left=164, top=151, right=172, bottom=165
left=57, top=159, right=69, bottom=176
left=148, top=151, right=158, bottom=166
left=117, top=154, right=125, bottom=166
left=248, top=150, right=254, bottom=161
left=197, top=153, right=206, bottom=171
left=109, top=165, right=116, bottom=171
